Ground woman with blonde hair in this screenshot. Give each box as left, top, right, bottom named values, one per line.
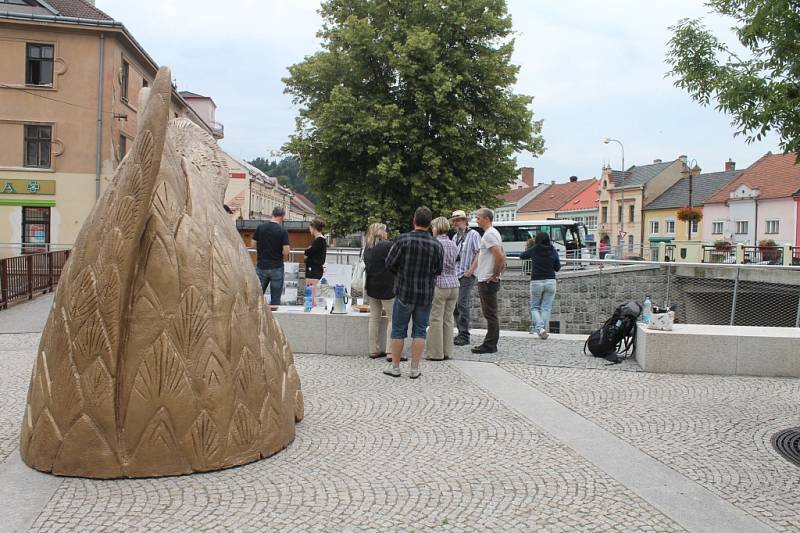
left=363, top=222, right=396, bottom=360
left=424, top=216, right=459, bottom=360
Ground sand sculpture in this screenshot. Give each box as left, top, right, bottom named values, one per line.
left=19, top=67, right=303, bottom=478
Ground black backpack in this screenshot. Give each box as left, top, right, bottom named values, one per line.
left=584, top=301, right=642, bottom=364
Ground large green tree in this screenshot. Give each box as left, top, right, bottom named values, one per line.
left=666, top=1, right=800, bottom=157
left=283, top=0, right=544, bottom=234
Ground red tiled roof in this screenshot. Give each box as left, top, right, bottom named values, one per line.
left=705, top=152, right=800, bottom=203
left=519, top=178, right=596, bottom=213
left=558, top=179, right=599, bottom=211
left=47, top=0, right=114, bottom=21
left=500, top=186, right=534, bottom=203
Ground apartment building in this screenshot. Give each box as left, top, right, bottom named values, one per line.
left=596, top=158, right=685, bottom=253
left=0, top=0, right=215, bottom=257
left=702, top=152, right=800, bottom=246
left=642, top=162, right=741, bottom=244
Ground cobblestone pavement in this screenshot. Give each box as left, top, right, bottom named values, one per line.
left=501, top=364, right=800, bottom=532
left=16, top=354, right=679, bottom=531
left=449, top=332, right=641, bottom=371
left=0, top=333, right=38, bottom=463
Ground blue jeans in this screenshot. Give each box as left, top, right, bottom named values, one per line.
left=391, top=298, right=433, bottom=339
left=530, top=279, right=557, bottom=331
left=256, top=266, right=284, bottom=305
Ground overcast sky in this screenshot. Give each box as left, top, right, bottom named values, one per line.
left=98, top=0, right=781, bottom=183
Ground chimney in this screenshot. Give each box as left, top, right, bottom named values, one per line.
left=725, top=159, right=736, bottom=171
left=85, top=0, right=95, bottom=4
left=551, top=180, right=556, bottom=185
left=678, top=155, right=688, bottom=163
left=520, top=167, right=534, bottom=188
left=653, top=159, right=662, bottom=164
left=569, top=176, right=578, bottom=182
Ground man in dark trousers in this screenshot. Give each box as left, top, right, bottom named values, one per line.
left=253, top=206, right=290, bottom=305
left=383, top=207, right=443, bottom=380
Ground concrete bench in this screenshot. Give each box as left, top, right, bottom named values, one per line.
left=274, top=306, right=410, bottom=356
left=634, top=323, right=800, bottom=378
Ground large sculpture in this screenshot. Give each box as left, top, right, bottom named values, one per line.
left=19, top=67, right=303, bottom=478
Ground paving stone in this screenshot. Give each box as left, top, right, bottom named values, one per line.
left=501, top=363, right=800, bottom=532
left=24, top=355, right=679, bottom=531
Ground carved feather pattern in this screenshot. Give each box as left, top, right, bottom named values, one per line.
left=170, top=287, right=210, bottom=364
left=133, top=333, right=189, bottom=402
left=20, top=67, right=302, bottom=479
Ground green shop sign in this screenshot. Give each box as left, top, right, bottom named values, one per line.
left=0, top=179, right=56, bottom=195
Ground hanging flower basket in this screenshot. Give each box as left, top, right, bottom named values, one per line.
left=713, top=240, right=732, bottom=251
left=677, top=207, right=703, bottom=223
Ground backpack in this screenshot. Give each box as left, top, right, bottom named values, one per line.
left=583, top=301, right=642, bottom=364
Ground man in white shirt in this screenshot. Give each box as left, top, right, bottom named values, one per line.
left=472, top=207, right=504, bottom=354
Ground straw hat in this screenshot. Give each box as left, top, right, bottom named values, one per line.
left=449, top=209, right=468, bottom=221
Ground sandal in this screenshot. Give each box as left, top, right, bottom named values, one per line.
left=369, top=352, right=384, bottom=359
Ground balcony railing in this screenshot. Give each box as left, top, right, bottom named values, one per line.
left=0, top=249, right=70, bottom=310
left=210, top=121, right=224, bottom=139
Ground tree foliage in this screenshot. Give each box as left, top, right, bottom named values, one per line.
left=283, top=0, right=544, bottom=234
left=666, top=1, right=800, bottom=158
left=249, top=156, right=319, bottom=203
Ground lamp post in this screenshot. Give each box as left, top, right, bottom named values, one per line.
left=603, top=138, right=625, bottom=257
left=681, top=159, right=701, bottom=240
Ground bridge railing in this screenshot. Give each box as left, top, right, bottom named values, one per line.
left=511, top=258, right=800, bottom=332
left=0, top=249, right=71, bottom=310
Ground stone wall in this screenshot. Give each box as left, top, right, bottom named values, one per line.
left=468, top=265, right=668, bottom=335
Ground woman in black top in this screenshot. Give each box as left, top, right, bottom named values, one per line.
left=304, top=219, right=327, bottom=304
left=520, top=232, right=561, bottom=339
left=363, top=223, right=396, bottom=360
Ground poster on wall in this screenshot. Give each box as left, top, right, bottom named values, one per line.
left=281, top=262, right=300, bottom=305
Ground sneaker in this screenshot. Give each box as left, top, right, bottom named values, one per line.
left=409, top=367, right=421, bottom=379
left=538, top=328, right=549, bottom=340
left=383, top=364, right=401, bottom=377
left=453, top=336, right=469, bottom=346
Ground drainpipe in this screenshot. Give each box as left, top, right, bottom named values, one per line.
left=753, top=196, right=758, bottom=245
left=94, top=32, right=105, bottom=200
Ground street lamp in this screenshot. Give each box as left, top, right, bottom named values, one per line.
left=680, top=159, right=701, bottom=240
left=603, top=138, right=625, bottom=256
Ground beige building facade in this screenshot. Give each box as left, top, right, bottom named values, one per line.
left=222, top=154, right=296, bottom=221
left=0, top=1, right=214, bottom=257
left=596, top=158, right=685, bottom=253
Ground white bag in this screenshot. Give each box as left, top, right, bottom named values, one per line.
left=648, top=311, right=674, bottom=331
left=351, top=249, right=366, bottom=293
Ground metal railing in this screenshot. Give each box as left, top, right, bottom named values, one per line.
left=0, top=249, right=70, bottom=310
left=702, top=245, right=736, bottom=264
left=551, top=258, right=800, bottom=331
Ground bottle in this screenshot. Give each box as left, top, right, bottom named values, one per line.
left=304, top=285, right=313, bottom=312
left=642, top=296, right=652, bottom=324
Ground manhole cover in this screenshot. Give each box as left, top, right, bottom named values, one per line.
left=772, top=428, right=800, bottom=467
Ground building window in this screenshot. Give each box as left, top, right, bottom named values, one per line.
left=649, top=220, right=660, bottom=235
left=712, top=221, right=724, bottom=235
left=628, top=234, right=634, bottom=251
left=22, top=206, right=51, bottom=253
left=628, top=205, right=635, bottom=223
left=735, top=221, right=748, bottom=235
left=26, top=43, right=54, bottom=86
left=617, top=205, right=623, bottom=223
left=121, top=60, right=129, bottom=101
left=586, top=215, right=597, bottom=228
left=23, top=125, right=52, bottom=168
left=142, top=78, right=149, bottom=88
left=601, top=207, right=608, bottom=223
left=665, top=219, right=676, bottom=234
left=119, top=135, right=127, bottom=160
left=690, top=220, right=699, bottom=234
left=765, top=220, right=779, bottom=234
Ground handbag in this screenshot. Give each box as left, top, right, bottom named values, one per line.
left=351, top=248, right=366, bottom=293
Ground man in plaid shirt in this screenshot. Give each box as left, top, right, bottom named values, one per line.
left=383, top=207, right=443, bottom=379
